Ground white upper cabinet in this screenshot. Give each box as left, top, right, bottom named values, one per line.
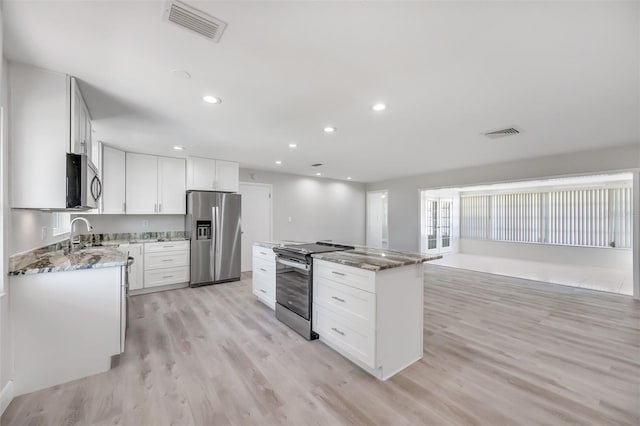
left=215, top=160, right=240, bottom=192
left=158, top=156, right=186, bottom=214
left=9, top=63, right=70, bottom=209
left=186, top=156, right=238, bottom=192
left=70, top=78, right=93, bottom=162
left=125, top=153, right=158, bottom=214
left=126, top=153, right=186, bottom=215
left=101, top=145, right=126, bottom=214
left=186, top=157, right=216, bottom=191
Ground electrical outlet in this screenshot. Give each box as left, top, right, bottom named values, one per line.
left=288, top=216, right=293, bottom=223
left=41, top=226, right=47, bottom=241
left=142, top=220, right=149, bottom=228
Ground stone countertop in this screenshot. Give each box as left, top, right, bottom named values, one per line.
left=311, top=247, right=442, bottom=271
left=79, top=232, right=188, bottom=247
left=253, top=241, right=308, bottom=249
left=9, top=245, right=128, bottom=276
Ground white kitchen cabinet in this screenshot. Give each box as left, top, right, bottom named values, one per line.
left=215, top=160, right=240, bottom=192
left=9, top=63, right=69, bottom=209
left=312, top=259, right=424, bottom=381
left=101, top=145, right=126, bottom=214
left=127, top=243, right=144, bottom=291
left=10, top=267, right=123, bottom=396
left=186, top=156, right=239, bottom=192
left=125, top=153, right=158, bottom=214
left=70, top=77, right=92, bottom=160
left=186, top=156, right=216, bottom=190
left=158, top=156, right=186, bottom=214
left=142, top=241, right=190, bottom=289
left=252, top=245, right=276, bottom=309
left=125, top=153, right=185, bottom=215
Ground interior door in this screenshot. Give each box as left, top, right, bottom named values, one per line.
left=423, top=198, right=453, bottom=255
left=366, top=190, right=388, bottom=248
left=239, top=183, right=272, bottom=272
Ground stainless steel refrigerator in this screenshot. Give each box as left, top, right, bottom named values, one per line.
left=186, top=191, right=241, bottom=287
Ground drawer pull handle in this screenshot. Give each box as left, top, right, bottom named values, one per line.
left=331, top=296, right=346, bottom=303
left=332, top=271, right=346, bottom=276
left=163, top=246, right=174, bottom=249
left=260, top=251, right=267, bottom=255
left=260, top=268, right=267, bottom=272
left=260, top=289, right=267, bottom=293
left=331, top=327, right=345, bottom=336
left=162, top=259, right=174, bottom=262
left=162, top=275, right=174, bottom=279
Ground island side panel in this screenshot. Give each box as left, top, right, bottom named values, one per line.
left=10, top=267, right=122, bottom=396
left=376, top=262, right=424, bottom=380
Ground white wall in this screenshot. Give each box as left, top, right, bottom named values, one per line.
left=9, top=210, right=66, bottom=254
left=240, top=168, right=366, bottom=245
left=71, top=214, right=184, bottom=235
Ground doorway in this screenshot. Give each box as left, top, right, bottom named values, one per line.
left=366, top=190, right=388, bottom=249
left=239, top=182, right=273, bottom=272
left=421, top=196, right=453, bottom=255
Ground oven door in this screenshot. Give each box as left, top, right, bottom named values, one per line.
left=275, top=256, right=311, bottom=320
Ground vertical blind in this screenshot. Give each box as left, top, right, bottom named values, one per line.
left=460, top=186, right=632, bottom=249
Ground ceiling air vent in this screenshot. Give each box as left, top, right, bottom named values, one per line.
left=311, top=163, right=323, bottom=167
left=163, top=0, right=227, bottom=43
left=484, top=127, right=520, bottom=139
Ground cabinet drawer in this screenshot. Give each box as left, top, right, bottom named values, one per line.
left=316, top=261, right=375, bottom=293
left=144, top=250, right=189, bottom=270
left=314, top=305, right=375, bottom=369
left=315, top=277, right=375, bottom=331
left=145, top=240, right=190, bottom=253
left=253, top=257, right=275, bottom=281
left=252, top=246, right=275, bottom=263
left=252, top=273, right=275, bottom=303
left=144, top=266, right=189, bottom=288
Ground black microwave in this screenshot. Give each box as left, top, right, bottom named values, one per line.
left=66, top=153, right=101, bottom=210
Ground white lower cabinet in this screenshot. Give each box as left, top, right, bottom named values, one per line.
left=142, top=241, right=190, bottom=289
left=312, top=259, right=424, bottom=381
left=127, top=243, right=144, bottom=291
left=252, top=245, right=276, bottom=309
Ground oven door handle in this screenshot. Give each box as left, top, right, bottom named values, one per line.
left=277, top=257, right=310, bottom=271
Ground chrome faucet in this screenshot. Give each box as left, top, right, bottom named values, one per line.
left=70, top=217, right=94, bottom=249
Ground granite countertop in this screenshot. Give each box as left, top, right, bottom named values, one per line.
left=311, top=247, right=442, bottom=271
left=80, top=231, right=189, bottom=247
left=253, top=241, right=308, bottom=249
left=9, top=245, right=128, bottom=276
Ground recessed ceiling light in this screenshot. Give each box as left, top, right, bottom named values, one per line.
left=323, top=126, right=336, bottom=133
left=203, top=95, right=221, bottom=104
left=173, top=146, right=184, bottom=150
left=316, top=172, right=322, bottom=176
left=275, top=160, right=282, bottom=165
left=289, top=143, right=297, bottom=148
left=346, top=177, right=352, bottom=180
left=372, top=103, right=387, bottom=112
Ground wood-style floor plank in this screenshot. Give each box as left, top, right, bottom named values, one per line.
left=3, top=265, right=639, bottom=425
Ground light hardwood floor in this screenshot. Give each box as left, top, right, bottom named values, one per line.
left=3, top=265, right=639, bottom=425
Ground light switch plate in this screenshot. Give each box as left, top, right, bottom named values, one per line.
left=41, top=226, right=47, bottom=241
left=142, top=220, right=149, bottom=228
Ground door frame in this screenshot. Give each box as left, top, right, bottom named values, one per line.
left=239, top=182, right=274, bottom=269
left=422, top=196, right=454, bottom=255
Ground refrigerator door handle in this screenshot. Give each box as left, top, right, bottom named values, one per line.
left=214, top=205, right=220, bottom=280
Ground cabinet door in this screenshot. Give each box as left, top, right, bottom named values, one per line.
left=125, top=153, right=158, bottom=214
left=186, top=157, right=216, bottom=190
left=215, top=160, right=239, bottom=192
left=158, top=157, right=186, bottom=214
left=102, top=146, right=126, bottom=214
left=128, top=244, right=144, bottom=291
left=70, top=78, right=88, bottom=155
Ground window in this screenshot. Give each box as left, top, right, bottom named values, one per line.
left=52, top=212, right=71, bottom=236
left=461, top=182, right=633, bottom=249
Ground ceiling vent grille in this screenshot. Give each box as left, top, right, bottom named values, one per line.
left=484, top=127, right=520, bottom=139
left=163, top=0, right=227, bottom=43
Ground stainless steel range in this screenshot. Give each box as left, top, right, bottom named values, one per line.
left=273, top=242, right=354, bottom=340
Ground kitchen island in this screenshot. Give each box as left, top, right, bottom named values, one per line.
left=8, top=242, right=129, bottom=396
left=252, top=241, right=440, bottom=380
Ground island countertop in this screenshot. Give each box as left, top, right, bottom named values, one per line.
left=9, top=245, right=128, bottom=276
left=311, top=247, right=442, bottom=271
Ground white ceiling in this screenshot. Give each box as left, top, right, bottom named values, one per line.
left=3, top=1, right=639, bottom=183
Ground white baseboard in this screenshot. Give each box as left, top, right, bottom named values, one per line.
left=0, top=380, right=14, bottom=416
